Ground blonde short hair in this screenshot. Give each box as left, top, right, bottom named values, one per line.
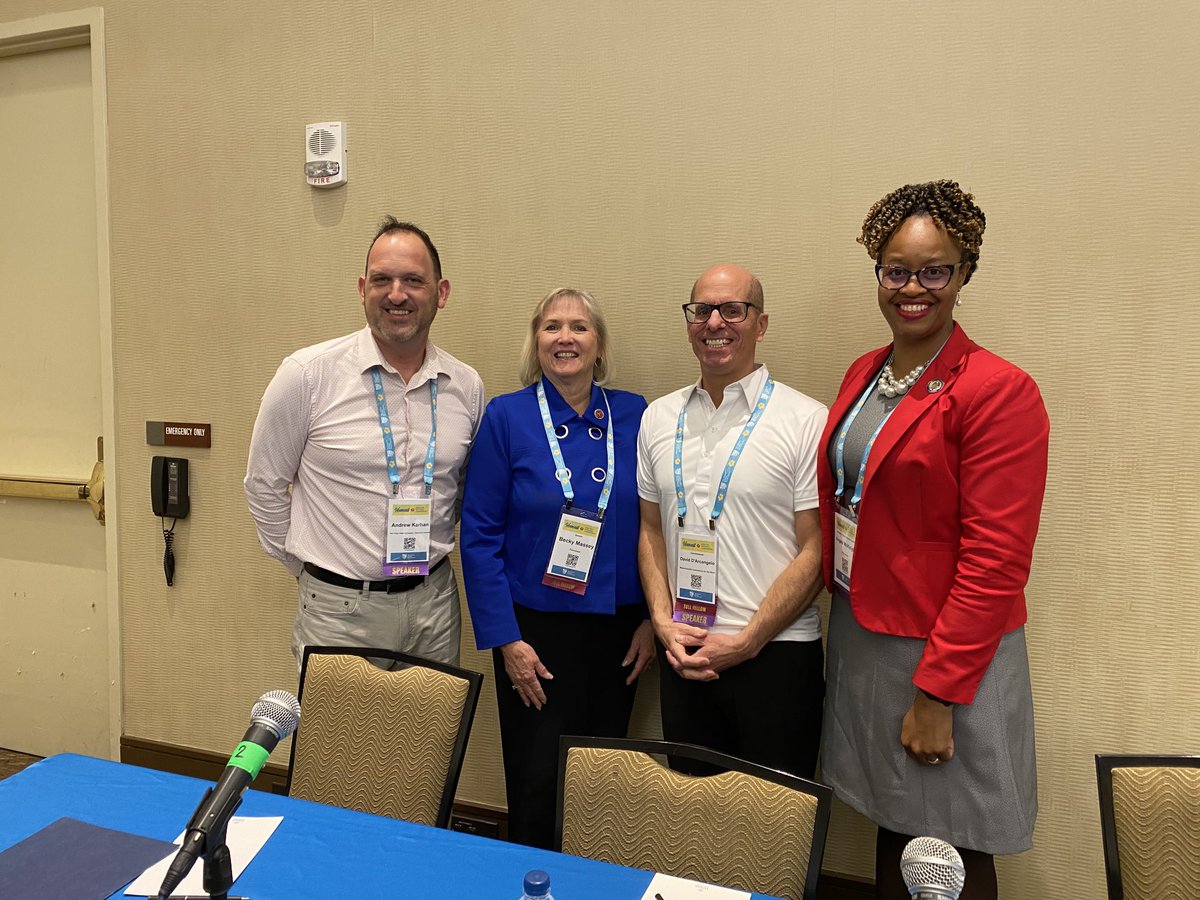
left=519, top=288, right=611, bottom=386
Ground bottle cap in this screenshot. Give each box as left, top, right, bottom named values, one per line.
left=523, top=869, right=551, bottom=896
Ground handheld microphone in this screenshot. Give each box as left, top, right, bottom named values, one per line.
left=156, top=690, right=301, bottom=899
left=900, top=836, right=966, bottom=900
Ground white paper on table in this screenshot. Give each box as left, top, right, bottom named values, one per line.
left=124, top=816, right=283, bottom=896
left=640, top=872, right=753, bottom=899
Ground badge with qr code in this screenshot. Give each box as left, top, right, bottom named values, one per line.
left=833, top=510, right=856, bottom=592
left=383, top=498, right=432, bottom=576
left=673, top=530, right=718, bottom=626
left=543, top=506, right=603, bottom=595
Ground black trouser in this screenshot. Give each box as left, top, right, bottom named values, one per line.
left=657, top=638, right=825, bottom=778
left=493, top=603, right=643, bottom=849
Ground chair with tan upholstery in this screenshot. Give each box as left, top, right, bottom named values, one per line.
left=287, top=645, right=482, bottom=828
left=555, top=736, right=832, bottom=900
left=1096, top=754, right=1200, bottom=900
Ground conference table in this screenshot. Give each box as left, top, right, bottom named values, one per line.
left=0, top=754, right=782, bottom=899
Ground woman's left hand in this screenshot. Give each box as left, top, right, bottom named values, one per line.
left=901, top=691, right=955, bottom=766
left=622, top=620, right=656, bottom=685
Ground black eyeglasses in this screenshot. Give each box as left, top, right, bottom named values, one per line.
left=874, top=261, right=964, bottom=291
left=681, top=301, right=761, bottom=324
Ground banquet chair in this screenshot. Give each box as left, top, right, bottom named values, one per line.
left=1095, top=753, right=1200, bottom=900
left=556, top=736, right=831, bottom=900
left=287, top=645, right=482, bottom=828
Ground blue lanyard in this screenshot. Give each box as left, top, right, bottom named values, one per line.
left=832, top=369, right=897, bottom=510
left=372, top=366, right=438, bottom=497
left=833, top=336, right=951, bottom=509
left=537, top=379, right=615, bottom=516
left=674, top=375, right=775, bottom=529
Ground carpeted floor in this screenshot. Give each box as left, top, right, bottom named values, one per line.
left=0, top=748, right=40, bottom=780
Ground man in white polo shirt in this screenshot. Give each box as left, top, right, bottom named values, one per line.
left=637, top=263, right=827, bottom=777
left=245, top=218, right=483, bottom=672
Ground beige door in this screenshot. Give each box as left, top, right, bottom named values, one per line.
left=0, top=12, right=118, bottom=759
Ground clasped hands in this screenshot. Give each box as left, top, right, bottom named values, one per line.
left=653, top=619, right=753, bottom=681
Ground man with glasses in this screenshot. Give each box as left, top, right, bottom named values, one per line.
left=636, top=263, right=828, bottom=777
left=245, top=217, right=484, bottom=672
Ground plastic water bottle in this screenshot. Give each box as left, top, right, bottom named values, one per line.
left=520, top=869, right=554, bottom=899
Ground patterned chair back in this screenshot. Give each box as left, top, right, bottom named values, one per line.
left=558, top=738, right=831, bottom=900
left=1097, top=754, right=1200, bottom=900
left=289, top=647, right=482, bottom=828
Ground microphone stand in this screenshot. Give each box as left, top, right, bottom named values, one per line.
left=156, top=785, right=240, bottom=900
left=200, top=812, right=234, bottom=900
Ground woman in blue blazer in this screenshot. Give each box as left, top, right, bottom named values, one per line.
left=461, top=288, right=653, bottom=849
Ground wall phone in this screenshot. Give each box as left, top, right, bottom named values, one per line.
left=151, top=456, right=189, bottom=586
left=151, top=456, right=190, bottom=518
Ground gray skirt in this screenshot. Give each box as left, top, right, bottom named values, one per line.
left=820, top=593, right=1037, bottom=855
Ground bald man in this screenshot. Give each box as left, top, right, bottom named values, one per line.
left=636, top=264, right=827, bottom=777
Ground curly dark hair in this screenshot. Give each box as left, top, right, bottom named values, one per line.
left=858, top=180, right=986, bottom=283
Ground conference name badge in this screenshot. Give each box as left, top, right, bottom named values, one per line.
left=673, top=531, right=718, bottom=627
left=542, top=507, right=603, bottom=596
left=383, top=499, right=433, bottom=577
left=833, top=510, right=856, bottom=591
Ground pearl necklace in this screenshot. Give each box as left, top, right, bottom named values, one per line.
left=877, top=361, right=925, bottom=398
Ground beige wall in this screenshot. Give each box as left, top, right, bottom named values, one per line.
left=3, top=0, right=1198, bottom=894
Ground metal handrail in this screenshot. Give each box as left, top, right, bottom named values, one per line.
left=0, top=473, right=90, bottom=502
left=0, top=438, right=106, bottom=523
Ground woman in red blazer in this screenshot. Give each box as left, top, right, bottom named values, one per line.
left=818, top=181, right=1049, bottom=900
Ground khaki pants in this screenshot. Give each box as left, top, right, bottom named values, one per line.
left=292, top=560, right=462, bottom=676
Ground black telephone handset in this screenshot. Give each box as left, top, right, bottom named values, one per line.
left=151, top=456, right=189, bottom=586
left=151, top=456, right=190, bottom=518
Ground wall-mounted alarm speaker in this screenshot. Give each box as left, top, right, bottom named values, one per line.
left=305, top=121, right=347, bottom=188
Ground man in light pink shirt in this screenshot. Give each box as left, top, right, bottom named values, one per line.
left=246, top=218, right=483, bottom=671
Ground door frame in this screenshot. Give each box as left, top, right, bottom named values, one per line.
left=0, top=8, right=120, bottom=759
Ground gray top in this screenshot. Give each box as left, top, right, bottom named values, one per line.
left=827, top=368, right=902, bottom=511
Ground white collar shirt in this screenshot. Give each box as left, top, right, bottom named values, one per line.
left=637, top=365, right=827, bottom=640
left=245, top=327, right=484, bottom=579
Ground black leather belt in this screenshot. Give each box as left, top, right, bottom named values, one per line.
left=303, top=556, right=448, bottom=593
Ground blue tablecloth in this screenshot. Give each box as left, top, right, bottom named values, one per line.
left=0, top=754, right=779, bottom=899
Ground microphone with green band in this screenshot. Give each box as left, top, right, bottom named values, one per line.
left=156, top=690, right=301, bottom=899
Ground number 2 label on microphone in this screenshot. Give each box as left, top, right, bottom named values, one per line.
left=227, top=740, right=270, bottom=778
